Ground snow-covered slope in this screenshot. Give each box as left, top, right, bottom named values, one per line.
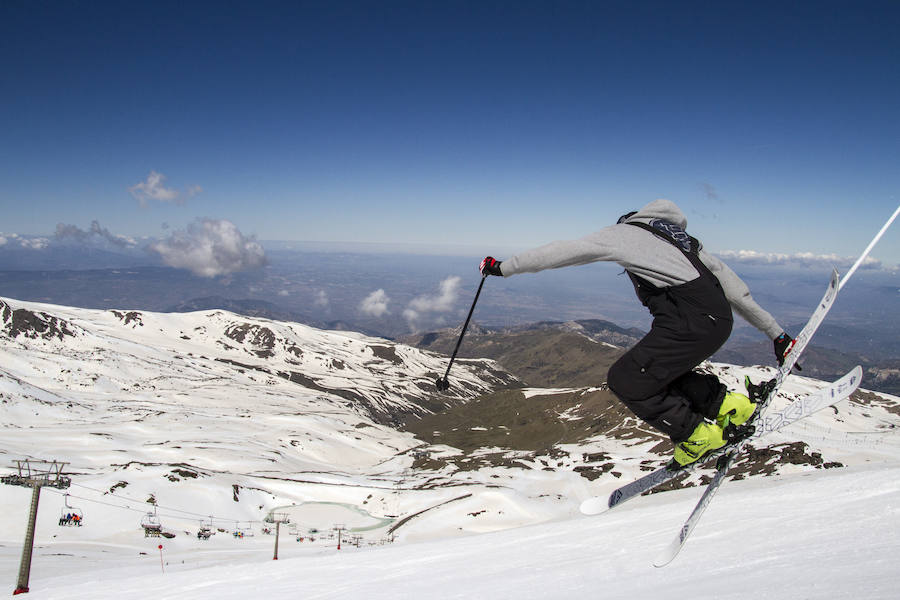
left=2, top=466, right=899, bottom=600
left=0, top=296, right=514, bottom=471
left=0, top=296, right=522, bottom=558
left=1, top=296, right=898, bottom=598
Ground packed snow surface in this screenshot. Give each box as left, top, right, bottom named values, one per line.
left=2, top=466, right=899, bottom=599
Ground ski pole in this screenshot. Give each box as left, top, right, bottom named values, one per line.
left=838, top=203, right=899, bottom=291
left=435, top=275, right=487, bottom=392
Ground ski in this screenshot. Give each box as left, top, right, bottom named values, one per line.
left=654, top=204, right=898, bottom=567
left=580, top=363, right=862, bottom=516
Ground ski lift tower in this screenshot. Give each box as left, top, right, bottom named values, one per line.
left=333, top=524, right=347, bottom=550
left=2, top=459, right=71, bottom=595
left=265, top=511, right=290, bottom=560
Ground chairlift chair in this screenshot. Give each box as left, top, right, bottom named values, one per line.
left=238, top=521, right=255, bottom=537
left=141, top=510, right=162, bottom=537
left=233, top=521, right=254, bottom=538
left=58, top=493, right=84, bottom=527
left=198, top=518, right=214, bottom=540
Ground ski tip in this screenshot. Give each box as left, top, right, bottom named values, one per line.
left=579, top=496, right=609, bottom=516
left=652, top=543, right=681, bottom=568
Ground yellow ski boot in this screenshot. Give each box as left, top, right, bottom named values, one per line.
left=716, top=391, right=757, bottom=428
left=673, top=422, right=727, bottom=467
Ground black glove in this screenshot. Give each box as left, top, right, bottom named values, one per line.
left=479, top=256, right=503, bottom=277
left=774, top=333, right=802, bottom=371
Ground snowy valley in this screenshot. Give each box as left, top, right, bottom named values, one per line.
left=1, top=296, right=899, bottom=599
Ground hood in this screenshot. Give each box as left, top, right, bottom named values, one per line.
left=623, top=199, right=687, bottom=229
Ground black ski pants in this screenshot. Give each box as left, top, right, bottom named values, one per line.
left=607, top=276, right=734, bottom=443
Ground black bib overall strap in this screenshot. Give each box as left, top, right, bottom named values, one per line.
left=605, top=221, right=735, bottom=443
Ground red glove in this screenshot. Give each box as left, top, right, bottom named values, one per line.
left=479, top=256, right=503, bottom=277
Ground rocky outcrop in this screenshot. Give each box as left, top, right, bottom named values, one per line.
left=1, top=299, right=78, bottom=341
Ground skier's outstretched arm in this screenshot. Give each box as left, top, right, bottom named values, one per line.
left=493, top=226, right=624, bottom=277
left=700, top=251, right=783, bottom=340
left=701, top=253, right=801, bottom=367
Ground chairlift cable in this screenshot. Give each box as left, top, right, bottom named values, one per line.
left=44, top=486, right=264, bottom=526
left=69, top=481, right=259, bottom=522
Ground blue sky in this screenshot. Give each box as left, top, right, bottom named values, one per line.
left=1, top=0, right=898, bottom=266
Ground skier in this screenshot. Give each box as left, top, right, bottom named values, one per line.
left=479, top=199, right=798, bottom=467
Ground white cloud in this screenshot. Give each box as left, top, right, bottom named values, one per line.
left=402, top=308, right=425, bottom=331
left=717, top=250, right=883, bottom=271
left=129, top=171, right=201, bottom=207
left=360, top=289, right=390, bottom=317
left=404, top=276, right=462, bottom=331
left=0, top=233, right=49, bottom=250
left=148, top=218, right=267, bottom=278
left=20, top=237, right=50, bottom=250
left=55, top=221, right=137, bottom=248
left=314, top=290, right=329, bottom=308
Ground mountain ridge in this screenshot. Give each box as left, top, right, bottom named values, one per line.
left=404, top=318, right=900, bottom=395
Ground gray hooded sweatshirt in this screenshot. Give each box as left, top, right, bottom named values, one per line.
left=500, top=199, right=783, bottom=340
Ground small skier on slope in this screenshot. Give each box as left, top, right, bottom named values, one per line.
left=479, top=199, right=798, bottom=467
